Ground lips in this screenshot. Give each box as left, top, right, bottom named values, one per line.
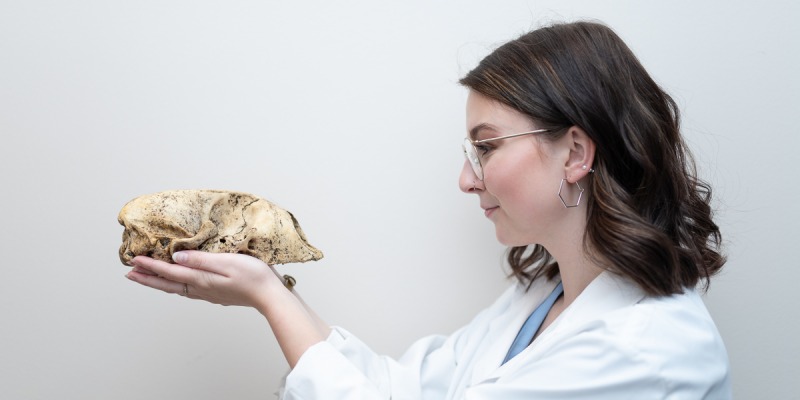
left=483, top=206, right=498, bottom=218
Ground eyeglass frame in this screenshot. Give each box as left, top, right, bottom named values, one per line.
left=462, top=128, right=551, bottom=181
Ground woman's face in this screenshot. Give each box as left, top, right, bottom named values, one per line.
left=459, top=91, right=569, bottom=247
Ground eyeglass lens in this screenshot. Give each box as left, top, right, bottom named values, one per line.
left=462, top=138, right=484, bottom=180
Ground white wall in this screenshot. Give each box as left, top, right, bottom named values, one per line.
left=1, top=1, right=797, bottom=398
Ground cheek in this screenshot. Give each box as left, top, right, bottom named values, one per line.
left=484, top=155, right=535, bottom=205
left=484, top=150, right=560, bottom=213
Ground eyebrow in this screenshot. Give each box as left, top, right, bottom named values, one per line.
left=469, top=123, right=499, bottom=141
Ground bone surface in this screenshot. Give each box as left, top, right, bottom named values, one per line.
left=118, top=190, right=323, bottom=265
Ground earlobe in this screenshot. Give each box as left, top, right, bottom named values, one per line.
left=564, top=126, right=596, bottom=183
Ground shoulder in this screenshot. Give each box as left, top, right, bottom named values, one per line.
left=629, top=290, right=730, bottom=376
left=558, top=272, right=728, bottom=355
left=521, top=276, right=731, bottom=397
left=590, top=288, right=731, bottom=395
left=621, top=289, right=727, bottom=354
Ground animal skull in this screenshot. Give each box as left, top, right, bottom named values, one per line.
left=118, top=190, right=323, bottom=265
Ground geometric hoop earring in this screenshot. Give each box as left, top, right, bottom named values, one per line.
left=558, top=179, right=584, bottom=208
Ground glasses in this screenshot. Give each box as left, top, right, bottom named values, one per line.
left=462, top=129, right=550, bottom=180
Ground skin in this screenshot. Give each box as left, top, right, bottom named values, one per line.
left=125, top=89, right=607, bottom=368
left=126, top=252, right=329, bottom=368
left=458, top=90, right=603, bottom=333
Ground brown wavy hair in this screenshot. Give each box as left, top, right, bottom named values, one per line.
left=459, top=21, right=725, bottom=296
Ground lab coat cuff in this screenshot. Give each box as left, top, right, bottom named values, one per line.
left=326, top=326, right=350, bottom=349
left=282, top=340, right=383, bottom=399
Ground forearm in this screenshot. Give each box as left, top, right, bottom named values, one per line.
left=291, top=289, right=332, bottom=339
left=257, top=279, right=327, bottom=368
left=272, top=269, right=331, bottom=340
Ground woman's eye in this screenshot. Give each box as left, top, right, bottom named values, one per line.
left=475, top=144, right=493, bottom=155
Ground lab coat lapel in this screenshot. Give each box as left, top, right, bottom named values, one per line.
left=546, top=271, right=647, bottom=337
left=468, top=277, right=559, bottom=385
left=484, top=271, right=647, bottom=379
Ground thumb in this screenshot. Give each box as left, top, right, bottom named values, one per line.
left=172, top=250, right=265, bottom=276
left=171, top=250, right=224, bottom=273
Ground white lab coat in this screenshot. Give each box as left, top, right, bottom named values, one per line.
left=279, top=271, right=731, bottom=399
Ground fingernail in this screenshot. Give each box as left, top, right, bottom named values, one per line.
left=172, top=252, right=187, bottom=263
left=129, top=259, right=138, bottom=267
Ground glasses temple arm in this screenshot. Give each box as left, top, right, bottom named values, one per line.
left=471, top=129, right=551, bottom=144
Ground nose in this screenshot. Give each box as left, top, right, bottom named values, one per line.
left=459, top=160, right=482, bottom=194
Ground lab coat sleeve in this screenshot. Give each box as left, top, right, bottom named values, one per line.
left=278, top=283, right=730, bottom=399
left=279, top=286, right=520, bottom=399
left=282, top=327, right=458, bottom=400
left=281, top=327, right=456, bottom=399
left=279, top=339, right=384, bottom=399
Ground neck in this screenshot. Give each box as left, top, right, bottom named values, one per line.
left=541, top=207, right=603, bottom=306
left=554, top=252, right=603, bottom=306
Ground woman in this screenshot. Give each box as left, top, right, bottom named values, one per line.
left=126, top=21, right=731, bottom=398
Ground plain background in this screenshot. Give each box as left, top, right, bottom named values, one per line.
left=1, top=1, right=798, bottom=398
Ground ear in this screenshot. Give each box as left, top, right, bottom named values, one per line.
left=563, top=126, right=596, bottom=183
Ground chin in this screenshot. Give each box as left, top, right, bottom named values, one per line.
left=494, top=229, right=529, bottom=247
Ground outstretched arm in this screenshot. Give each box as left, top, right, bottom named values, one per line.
left=126, top=251, right=330, bottom=368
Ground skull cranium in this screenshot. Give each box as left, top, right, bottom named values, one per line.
left=118, top=190, right=323, bottom=265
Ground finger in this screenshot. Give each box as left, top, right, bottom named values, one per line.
left=131, top=255, right=205, bottom=284
left=171, top=250, right=246, bottom=276
left=127, top=269, right=187, bottom=296
left=131, top=264, right=158, bottom=276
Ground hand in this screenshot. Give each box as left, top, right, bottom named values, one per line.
left=126, top=250, right=329, bottom=368
left=126, top=251, right=284, bottom=310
